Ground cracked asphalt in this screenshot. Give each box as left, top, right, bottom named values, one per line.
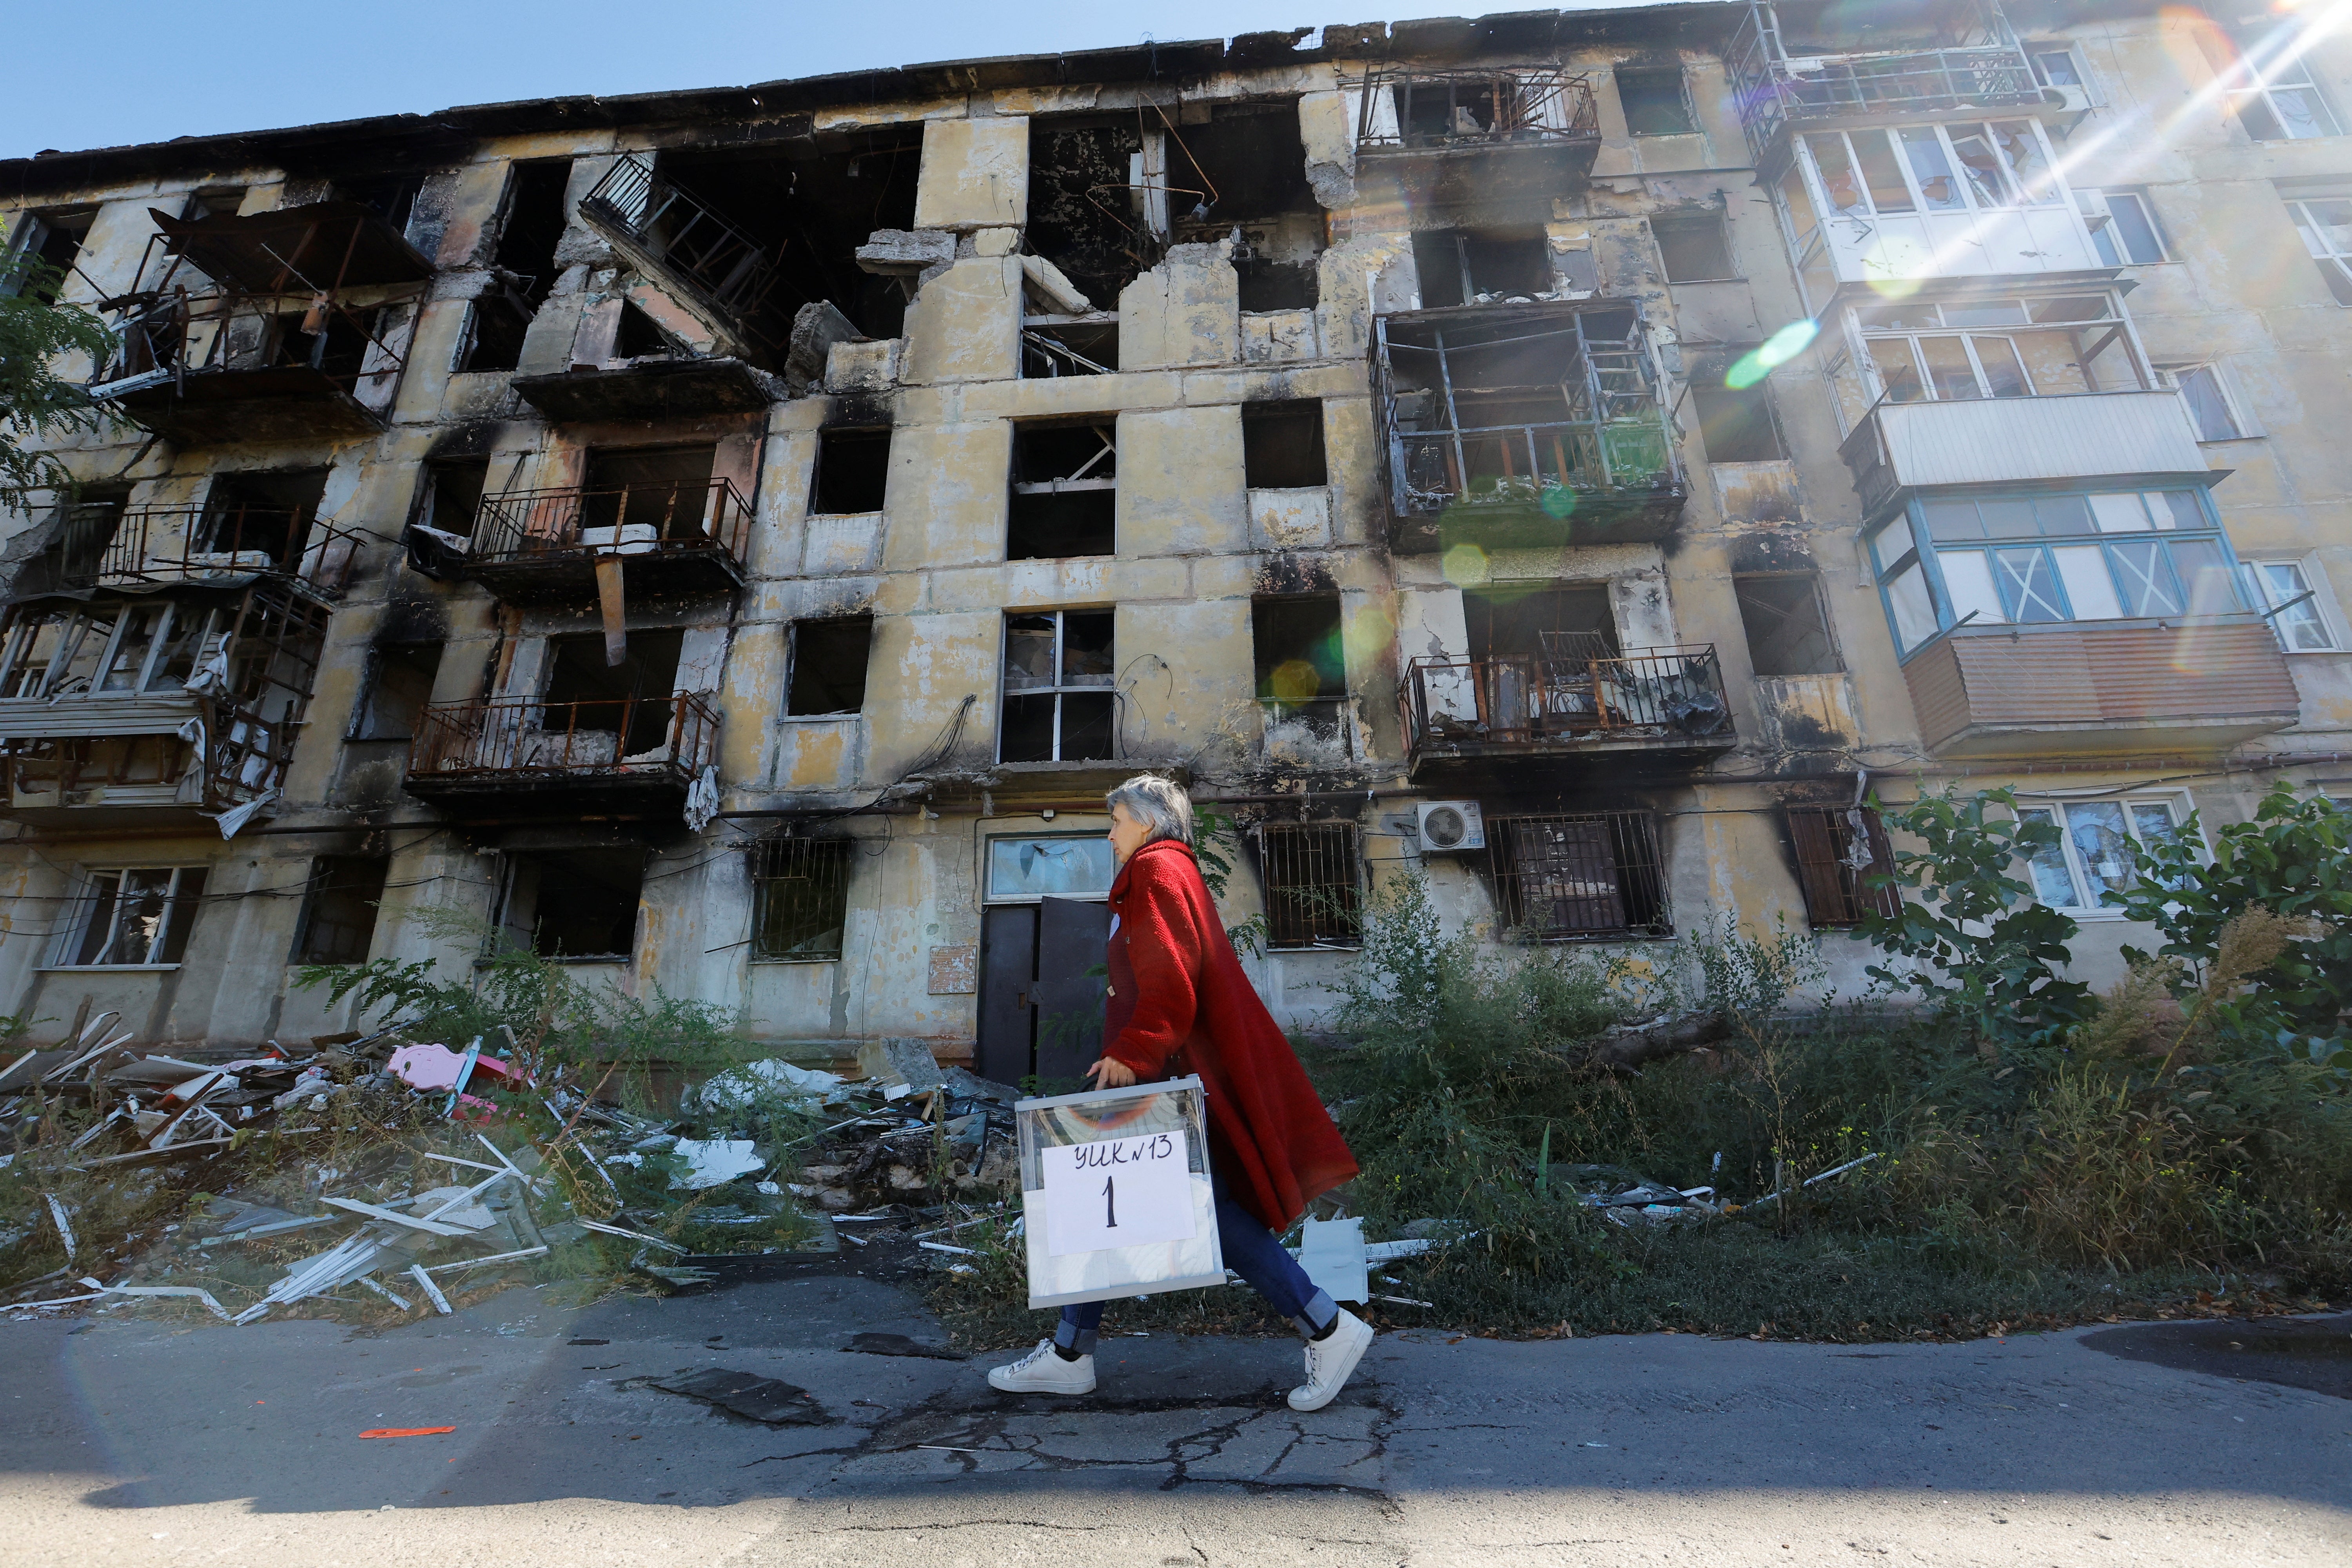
left=1, top=1276, right=2345, bottom=1567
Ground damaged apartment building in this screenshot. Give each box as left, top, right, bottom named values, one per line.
left=2, top=1, right=2348, bottom=1078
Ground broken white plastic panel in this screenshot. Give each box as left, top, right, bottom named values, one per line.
left=669, top=1138, right=764, bottom=1190
left=1016, top=1075, right=1224, bottom=1310
left=1296, top=1216, right=1369, bottom=1306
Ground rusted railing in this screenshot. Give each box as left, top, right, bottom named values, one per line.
left=408, top=692, right=721, bottom=780
left=467, top=479, right=753, bottom=572
left=580, top=155, right=780, bottom=325
left=1392, top=421, right=1677, bottom=513
left=1728, top=1, right=2040, bottom=160
left=1405, top=646, right=1730, bottom=755
left=65, top=504, right=364, bottom=597
left=1356, top=66, right=1601, bottom=151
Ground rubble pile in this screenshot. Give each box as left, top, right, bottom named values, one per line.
left=0, top=1012, right=1026, bottom=1325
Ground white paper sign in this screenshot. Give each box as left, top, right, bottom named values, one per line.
left=1039, top=1129, right=1197, bottom=1257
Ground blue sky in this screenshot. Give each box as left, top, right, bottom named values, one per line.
left=2, top=1, right=1663, bottom=161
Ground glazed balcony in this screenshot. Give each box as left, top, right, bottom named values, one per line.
left=403, top=693, right=722, bottom=820
left=1403, top=646, right=1734, bottom=777
left=450, top=479, right=753, bottom=603
left=1354, top=66, right=1601, bottom=209
left=1839, top=390, right=2212, bottom=521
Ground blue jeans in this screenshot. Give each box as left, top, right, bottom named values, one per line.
left=1054, top=1160, right=1336, bottom=1356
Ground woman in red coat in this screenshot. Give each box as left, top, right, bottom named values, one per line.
left=989, top=775, right=1375, bottom=1412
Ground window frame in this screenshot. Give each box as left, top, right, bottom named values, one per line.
left=1844, top=290, right=2152, bottom=407
left=2089, top=189, right=2167, bottom=265
left=2026, top=42, right=2097, bottom=100
left=47, top=864, right=209, bottom=969
left=2159, top=361, right=2252, bottom=442
left=2242, top=554, right=2345, bottom=653
left=997, top=608, right=1117, bottom=764
left=1868, top=486, right=2250, bottom=660
left=2014, top=795, right=2200, bottom=916
left=1485, top=810, right=1672, bottom=942
left=748, top=835, right=855, bottom=962
left=1786, top=805, right=1899, bottom=927
left=1797, top=119, right=2072, bottom=224
left=2226, top=47, right=2343, bottom=142
left=1615, top=65, right=1699, bottom=137
left=2285, top=194, right=2352, bottom=305
left=1256, top=822, right=1364, bottom=951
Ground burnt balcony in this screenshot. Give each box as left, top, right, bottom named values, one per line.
left=1840, top=390, right=2212, bottom=521
left=0, top=584, right=328, bottom=831
left=579, top=155, right=780, bottom=361
left=1354, top=65, right=1601, bottom=209
left=1375, top=303, right=1686, bottom=551
left=450, top=479, right=753, bottom=603
left=403, top=693, right=721, bottom=820
left=511, top=358, right=784, bottom=422
left=86, top=200, right=432, bottom=443
left=65, top=503, right=363, bottom=600
left=1257, top=697, right=1357, bottom=772
left=1729, top=0, right=2045, bottom=163
left=1404, top=645, right=1734, bottom=777
left=1902, top=618, right=2298, bottom=759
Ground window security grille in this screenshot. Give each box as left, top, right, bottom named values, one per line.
left=750, top=837, right=854, bottom=961
left=1256, top=824, right=1363, bottom=949
left=1786, top=806, right=1900, bottom=927
left=1487, top=812, right=1668, bottom=939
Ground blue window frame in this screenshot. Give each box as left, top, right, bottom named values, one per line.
left=1869, top=487, right=2248, bottom=658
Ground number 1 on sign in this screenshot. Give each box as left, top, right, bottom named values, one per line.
left=1103, top=1176, right=1117, bottom=1229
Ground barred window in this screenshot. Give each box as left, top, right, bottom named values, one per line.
left=750, top=837, right=854, bottom=961
left=1488, top=813, right=1668, bottom=939
left=51, top=866, right=209, bottom=967
left=1787, top=806, right=1899, bottom=927
left=1258, top=824, right=1362, bottom=949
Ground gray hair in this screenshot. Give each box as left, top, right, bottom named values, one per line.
left=1105, top=773, right=1194, bottom=849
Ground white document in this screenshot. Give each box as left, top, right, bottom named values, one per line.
left=1040, top=1129, right=1197, bottom=1257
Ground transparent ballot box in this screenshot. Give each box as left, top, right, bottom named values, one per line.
left=1015, top=1075, right=1225, bottom=1309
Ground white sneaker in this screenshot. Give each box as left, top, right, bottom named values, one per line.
left=987, top=1338, right=1097, bottom=1394
left=1288, top=1309, right=1374, bottom=1412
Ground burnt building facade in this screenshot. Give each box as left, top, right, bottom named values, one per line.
left=2, top=2, right=2347, bottom=1074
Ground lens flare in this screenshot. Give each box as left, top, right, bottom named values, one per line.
left=1441, top=543, right=1490, bottom=586
left=1726, top=319, right=1819, bottom=389
left=1540, top=486, right=1577, bottom=521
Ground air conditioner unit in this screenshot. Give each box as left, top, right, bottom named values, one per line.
left=2046, top=83, right=2096, bottom=119
left=1416, top=800, right=1486, bottom=852
left=2074, top=187, right=2114, bottom=233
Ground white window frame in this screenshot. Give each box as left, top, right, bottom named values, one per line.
left=2285, top=194, right=2352, bottom=305
left=46, top=864, right=209, bottom=969
left=2015, top=795, right=2198, bottom=917
left=2243, top=555, right=2346, bottom=653
left=1846, top=291, right=2152, bottom=406
left=2089, top=189, right=2167, bottom=265
left=2026, top=42, right=2099, bottom=103
left=1799, top=119, right=2072, bottom=222
left=2227, top=47, right=2342, bottom=142
left=2158, top=361, right=2254, bottom=441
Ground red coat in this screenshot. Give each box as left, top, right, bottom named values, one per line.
left=1100, top=838, right=1357, bottom=1232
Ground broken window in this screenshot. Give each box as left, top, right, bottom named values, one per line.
left=1653, top=212, right=1735, bottom=282
left=582, top=445, right=717, bottom=540
left=1021, top=319, right=1118, bottom=378
left=498, top=848, right=643, bottom=960
left=417, top=458, right=488, bottom=541
left=788, top=617, right=873, bottom=716
left=612, top=299, right=681, bottom=359
left=1466, top=584, right=1617, bottom=663
left=542, top=628, right=682, bottom=757
left=1028, top=119, right=1155, bottom=307
left=1254, top=595, right=1347, bottom=744
left=1241, top=400, right=1328, bottom=489
left=1488, top=812, right=1669, bottom=939
left=492, top=159, right=571, bottom=306
left=1736, top=575, right=1841, bottom=676
left=459, top=289, right=532, bottom=374
left=2161, top=363, right=2247, bottom=441
left=1616, top=67, right=1697, bottom=135
left=2224, top=44, right=2341, bottom=141
left=1854, top=294, right=2148, bottom=403
left=1412, top=229, right=1551, bottom=307
left=1692, top=360, right=1787, bottom=462
left=53, top=866, right=210, bottom=967
left=2089, top=189, right=2165, bottom=266
left=2286, top=196, right=2352, bottom=305
left=203, top=469, right=327, bottom=567
left=294, top=855, right=389, bottom=965
left=750, top=836, right=854, bottom=961
left=1786, top=806, right=1898, bottom=927
left=1257, top=823, right=1362, bottom=949
left=1000, top=610, right=1115, bottom=763
left=352, top=641, right=445, bottom=740
left=1009, top=422, right=1116, bottom=560
left=183, top=188, right=246, bottom=221
left=812, top=428, right=891, bottom=514
left=270, top=299, right=379, bottom=381
left=1, top=208, right=93, bottom=301
left=332, top=174, right=425, bottom=236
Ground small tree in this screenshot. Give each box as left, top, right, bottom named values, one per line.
left=0, top=261, right=118, bottom=512
left=1857, top=786, right=2090, bottom=1041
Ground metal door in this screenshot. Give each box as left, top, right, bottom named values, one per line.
left=976, top=905, right=1037, bottom=1087
left=1031, top=897, right=1112, bottom=1087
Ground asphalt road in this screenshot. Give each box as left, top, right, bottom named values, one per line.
left=0, top=1278, right=2344, bottom=1567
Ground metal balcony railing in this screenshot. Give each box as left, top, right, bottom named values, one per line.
left=1393, top=421, right=1677, bottom=512
left=407, top=693, right=721, bottom=782
left=1728, top=0, right=2042, bottom=162
left=468, top=479, right=753, bottom=573
left=1355, top=66, right=1601, bottom=152
left=63, top=504, right=364, bottom=598
left=1405, top=646, right=1731, bottom=758
left=580, top=155, right=780, bottom=328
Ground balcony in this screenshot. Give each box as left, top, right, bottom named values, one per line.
left=579, top=155, right=780, bottom=361
left=0, top=585, right=328, bottom=831
left=449, top=479, right=753, bottom=603
left=1902, top=617, right=2298, bottom=758
left=511, top=358, right=784, bottom=423
left=1729, top=0, right=2045, bottom=164
left=1353, top=66, right=1601, bottom=210
left=65, top=504, right=363, bottom=600
left=1840, top=391, right=2213, bottom=521
left=1374, top=303, right=1686, bottom=551
left=403, top=693, right=721, bottom=820
left=1403, top=646, right=1734, bottom=777
left=86, top=200, right=432, bottom=444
